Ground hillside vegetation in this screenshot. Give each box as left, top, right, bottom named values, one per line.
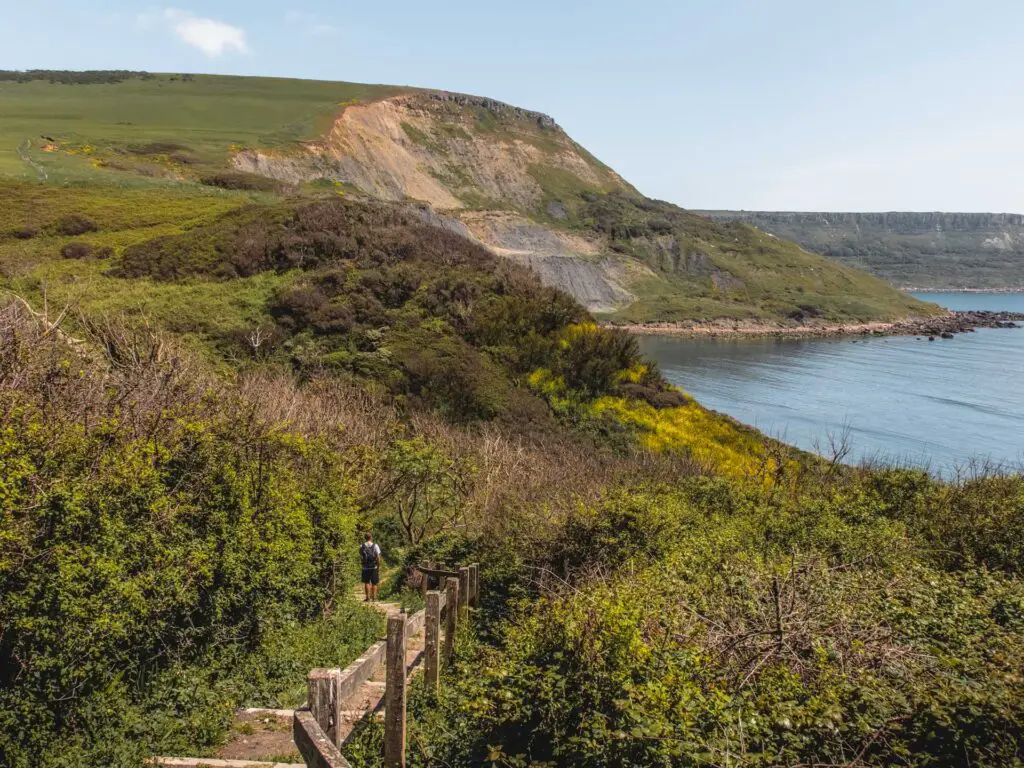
left=702, top=210, right=1024, bottom=290
left=2, top=72, right=1019, bottom=768
left=0, top=71, right=937, bottom=324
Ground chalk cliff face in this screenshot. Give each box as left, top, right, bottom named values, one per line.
left=231, top=89, right=932, bottom=323
left=700, top=211, right=1024, bottom=290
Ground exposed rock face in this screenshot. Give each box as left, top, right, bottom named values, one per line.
left=424, top=91, right=560, bottom=131
left=699, top=210, right=1024, bottom=289
left=232, top=149, right=340, bottom=183
left=511, top=254, right=635, bottom=314
left=226, top=89, right=930, bottom=323
left=458, top=211, right=635, bottom=313
left=233, top=93, right=628, bottom=213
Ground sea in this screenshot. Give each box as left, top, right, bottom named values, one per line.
left=637, top=292, right=1024, bottom=477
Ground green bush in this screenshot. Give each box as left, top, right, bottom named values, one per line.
left=0, top=325, right=368, bottom=765
left=359, top=480, right=1024, bottom=768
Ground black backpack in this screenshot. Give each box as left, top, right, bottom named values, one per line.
left=360, top=542, right=378, bottom=569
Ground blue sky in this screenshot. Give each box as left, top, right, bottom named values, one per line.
left=3, top=0, right=1023, bottom=212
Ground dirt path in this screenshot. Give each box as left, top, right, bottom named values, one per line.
left=198, top=576, right=423, bottom=764
left=17, top=139, right=48, bottom=181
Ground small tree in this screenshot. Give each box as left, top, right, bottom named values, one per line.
left=360, top=437, right=471, bottom=545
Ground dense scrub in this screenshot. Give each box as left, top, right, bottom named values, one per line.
left=3, top=184, right=1021, bottom=768
left=114, top=198, right=685, bottom=426
left=0, top=70, right=155, bottom=85
left=0, top=279, right=711, bottom=766
left=349, top=473, right=1024, bottom=767
left=0, top=309, right=383, bottom=765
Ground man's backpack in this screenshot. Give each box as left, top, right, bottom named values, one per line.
left=360, top=542, right=378, bottom=569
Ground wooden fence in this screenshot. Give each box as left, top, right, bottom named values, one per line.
left=294, top=563, right=481, bottom=768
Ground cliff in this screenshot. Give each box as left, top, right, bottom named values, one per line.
left=700, top=211, right=1024, bottom=290
left=1, top=72, right=936, bottom=323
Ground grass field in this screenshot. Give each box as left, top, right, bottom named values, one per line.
left=0, top=179, right=289, bottom=358
left=0, top=74, right=409, bottom=183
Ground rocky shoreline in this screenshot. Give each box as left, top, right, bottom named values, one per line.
left=614, top=311, right=1024, bottom=340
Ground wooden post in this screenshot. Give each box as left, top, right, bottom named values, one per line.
left=308, top=668, right=340, bottom=746
left=425, top=590, right=441, bottom=693
left=468, top=563, right=479, bottom=608
left=444, top=576, right=459, bottom=662
left=458, top=566, right=470, bottom=616
left=384, top=611, right=407, bottom=768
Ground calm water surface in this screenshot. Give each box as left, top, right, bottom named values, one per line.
left=638, top=293, right=1024, bottom=475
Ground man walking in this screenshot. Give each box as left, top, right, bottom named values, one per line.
left=360, top=532, right=382, bottom=602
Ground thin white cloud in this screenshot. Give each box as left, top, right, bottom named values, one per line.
left=285, top=10, right=338, bottom=37
left=137, top=8, right=249, bottom=57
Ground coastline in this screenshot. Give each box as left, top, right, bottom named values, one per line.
left=901, top=287, right=1024, bottom=294
left=611, top=311, right=1024, bottom=340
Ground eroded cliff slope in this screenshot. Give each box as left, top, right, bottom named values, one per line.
left=701, top=211, right=1024, bottom=290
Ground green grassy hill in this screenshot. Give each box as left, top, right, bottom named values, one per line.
left=0, top=70, right=938, bottom=325
left=0, top=71, right=402, bottom=182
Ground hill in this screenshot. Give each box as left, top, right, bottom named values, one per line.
left=701, top=210, right=1024, bottom=290
left=2, top=72, right=1023, bottom=768
left=0, top=71, right=935, bottom=325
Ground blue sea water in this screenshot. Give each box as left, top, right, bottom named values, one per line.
left=637, top=293, right=1024, bottom=476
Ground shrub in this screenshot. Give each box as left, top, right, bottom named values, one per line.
left=199, top=171, right=283, bottom=192
left=54, top=213, right=98, bottom=236
left=10, top=226, right=37, bottom=239
left=553, top=324, right=643, bottom=397
left=388, top=329, right=513, bottom=423
left=60, top=241, right=93, bottom=259
left=0, top=316, right=365, bottom=765
left=380, top=484, right=1024, bottom=768
left=128, top=142, right=189, bottom=155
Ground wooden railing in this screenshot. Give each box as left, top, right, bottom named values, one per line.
left=294, top=563, right=481, bottom=768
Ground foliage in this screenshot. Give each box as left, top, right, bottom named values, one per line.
left=362, top=475, right=1024, bottom=768
left=0, top=310, right=378, bottom=766
left=0, top=70, right=155, bottom=85
left=199, top=171, right=286, bottom=192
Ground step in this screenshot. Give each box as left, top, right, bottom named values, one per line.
left=209, top=711, right=302, bottom=765
left=153, top=759, right=304, bottom=768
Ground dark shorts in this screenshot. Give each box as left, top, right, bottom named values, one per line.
left=361, top=567, right=380, bottom=586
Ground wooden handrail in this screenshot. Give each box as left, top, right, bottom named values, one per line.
left=297, top=565, right=481, bottom=768
left=414, top=565, right=460, bottom=579
left=294, top=710, right=352, bottom=768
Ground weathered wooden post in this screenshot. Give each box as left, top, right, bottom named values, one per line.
left=468, top=563, right=480, bottom=608
left=444, top=576, right=459, bottom=662
left=384, top=611, right=408, bottom=768
left=425, top=590, right=441, bottom=693
left=458, top=566, right=470, bottom=616
left=307, top=667, right=340, bottom=746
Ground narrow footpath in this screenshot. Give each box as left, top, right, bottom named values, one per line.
left=155, top=577, right=429, bottom=768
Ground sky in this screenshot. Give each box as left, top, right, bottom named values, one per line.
left=2, top=0, right=1024, bottom=212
